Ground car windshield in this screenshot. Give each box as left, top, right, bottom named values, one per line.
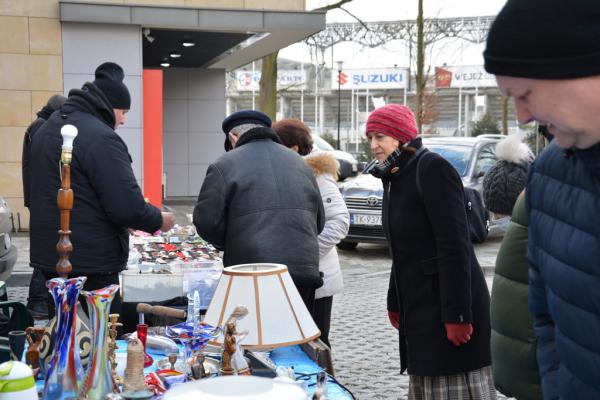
left=312, top=135, right=335, bottom=151
left=426, top=144, right=472, bottom=177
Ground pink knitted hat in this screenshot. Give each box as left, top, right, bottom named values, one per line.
left=365, top=104, right=419, bottom=144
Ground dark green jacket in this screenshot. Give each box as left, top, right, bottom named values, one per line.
left=490, top=193, right=541, bottom=400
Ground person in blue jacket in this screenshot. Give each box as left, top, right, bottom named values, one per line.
left=484, top=1, right=600, bottom=398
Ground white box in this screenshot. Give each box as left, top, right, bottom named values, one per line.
left=120, top=270, right=184, bottom=302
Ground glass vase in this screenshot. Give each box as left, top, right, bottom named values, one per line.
left=79, top=284, right=120, bottom=400
left=43, top=276, right=87, bottom=400
left=136, top=323, right=154, bottom=368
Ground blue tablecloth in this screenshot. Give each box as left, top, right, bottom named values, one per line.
left=36, top=340, right=353, bottom=399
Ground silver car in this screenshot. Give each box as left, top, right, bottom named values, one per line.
left=338, top=135, right=503, bottom=249
left=0, top=197, right=17, bottom=281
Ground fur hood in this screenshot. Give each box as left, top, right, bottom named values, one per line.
left=304, top=152, right=339, bottom=177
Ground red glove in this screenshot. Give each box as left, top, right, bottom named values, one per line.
left=444, top=323, right=473, bottom=346
left=388, top=311, right=400, bottom=330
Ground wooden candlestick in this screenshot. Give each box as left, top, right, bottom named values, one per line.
left=56, top=125, right=78, bottom=278
left=109, top=313, right=123, bottom=390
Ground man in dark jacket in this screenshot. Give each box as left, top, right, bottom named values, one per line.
left=193, top=110, right=325, bottom=312
left=485, top=1, right=600, bottom=398
left=29, top=62, right=176, bottom=317
left=22, top=94, right=67, bottom=319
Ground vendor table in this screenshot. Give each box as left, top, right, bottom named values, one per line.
left=34, top=341, right=354, bottom=399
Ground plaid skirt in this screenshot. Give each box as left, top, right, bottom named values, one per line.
left=408, top=366, right=497, bottom=400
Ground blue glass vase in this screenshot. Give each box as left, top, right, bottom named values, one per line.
left=43, top=276, right=87, bottom=400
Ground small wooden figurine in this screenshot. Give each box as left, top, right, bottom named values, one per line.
left=220, top=306, right=250, bottom=376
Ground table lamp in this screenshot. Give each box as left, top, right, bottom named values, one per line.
left=203, top=263, right=320, bottom=349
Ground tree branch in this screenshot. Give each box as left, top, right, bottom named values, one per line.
left=338, top=6, right=369, bottom=30
left=313, top=0, right=354, bottom=12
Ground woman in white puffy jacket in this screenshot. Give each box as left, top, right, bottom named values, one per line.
left=272, top=119, right=349, bottom=347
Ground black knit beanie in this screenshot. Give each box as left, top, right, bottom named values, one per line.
left=483, top=160, right=528, bottom=216
left=484, top=0, right=600, bottom=79
left=93, top=62, right=131, bottom=109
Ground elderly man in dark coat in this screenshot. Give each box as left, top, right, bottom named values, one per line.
left=193, top=110, right=325, bottom=312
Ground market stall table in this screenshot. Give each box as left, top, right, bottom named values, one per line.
left=33, top=341, right=354, bottom=399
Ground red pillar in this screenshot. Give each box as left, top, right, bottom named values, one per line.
left=142, top=69, right=163, bottom=209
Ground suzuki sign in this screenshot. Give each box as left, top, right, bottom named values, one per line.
left=332, top=68, right=407, bottom=90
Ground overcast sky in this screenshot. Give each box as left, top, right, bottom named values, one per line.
left=278, top=0, right=508, bottom=70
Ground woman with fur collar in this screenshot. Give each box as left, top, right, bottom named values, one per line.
left=273, top=119, right=350, bottom=347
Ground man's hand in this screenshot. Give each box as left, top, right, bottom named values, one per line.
left=388, top=311, right=400, bottom=330
left=444, top=323, right=473, bottom=346
left=160, top=212, right=176, bottom=232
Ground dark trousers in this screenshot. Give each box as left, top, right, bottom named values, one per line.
left=313, top=296, right=333, bottom=347
left=42, top=271, right=122, bottom=320
left=27, top=268, right=48, bottom=304
left=295, top=282, right=316, bottom=318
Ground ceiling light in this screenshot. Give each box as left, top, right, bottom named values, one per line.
left=143, top=28, right=154, bottom=43
left=160, top=62, right=170, bottom=67
left=182, top=41, right=195, bottom=47
left=170, top=53, right=182, bottom=58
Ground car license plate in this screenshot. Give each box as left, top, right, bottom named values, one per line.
left=351, top=213, right=382, bottom=226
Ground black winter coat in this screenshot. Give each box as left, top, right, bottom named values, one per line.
left=22, top=103, right=62, bottom=208
left=382, top=139, right=491, bottom=376
left=29, top=83, right=162, bottom=275
left=193, top=127, right=325, bottom=288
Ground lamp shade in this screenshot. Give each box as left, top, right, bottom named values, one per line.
left=203, top=264, right=320, bottom=349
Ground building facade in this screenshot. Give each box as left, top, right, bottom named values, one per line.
left=0, top=0, right=324, bottom=230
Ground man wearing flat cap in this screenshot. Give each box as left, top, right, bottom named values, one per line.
left=485, top=0, right=600, bottom=398
left=29, top=61, right=176, bottom=318
left=193, top=110, right=325, bottom=310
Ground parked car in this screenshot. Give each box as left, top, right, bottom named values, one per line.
left=338, top=135, right=503, bottom=249
left=0, top=197, right=17, bottom=281
left=311, top=135, right=359, bottom=181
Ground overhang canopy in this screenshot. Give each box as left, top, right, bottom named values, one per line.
left=59, top=1, right=325, bottom=70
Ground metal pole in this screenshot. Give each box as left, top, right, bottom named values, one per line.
left=337, top=69, right=341, bottom=150
left=351, top=88, right=355, bottom=143
left=300, top=62, right=304, bottom=121
left=315, top=64, right=319, bottom=135
left=251, top=61, right=256, bottom=110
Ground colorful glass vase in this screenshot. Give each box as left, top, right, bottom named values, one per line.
left=43, top=276, right=87, bottom=400
left=136, top=324, right=154, bottom=368
left=79, top=284, right=120, bottom=400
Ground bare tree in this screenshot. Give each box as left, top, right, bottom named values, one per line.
left=258, top=1, right=357, bottom=119
left=501, top=96, right=509, bottom=135
left=415, top=0, right=425, bottom=132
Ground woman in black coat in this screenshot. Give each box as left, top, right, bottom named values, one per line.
left=366, top=104, right=495, bottom=400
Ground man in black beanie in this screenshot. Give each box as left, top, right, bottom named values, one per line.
left=28, top=61, right=176, bottom=318
left=485, top=1, right=600, bottom=399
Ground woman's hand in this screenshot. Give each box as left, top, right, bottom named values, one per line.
left=388, top=311, right=401, bottom=330
left=444, top=323, right=473, bottom=346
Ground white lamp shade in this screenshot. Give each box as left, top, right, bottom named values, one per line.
left=203, top=263, right=320, bottom=349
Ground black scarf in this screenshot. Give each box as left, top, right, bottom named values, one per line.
left=367, top=137, right=424, bottom=180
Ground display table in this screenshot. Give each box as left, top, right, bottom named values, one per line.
left=34, top=341, right=354, bottom=399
